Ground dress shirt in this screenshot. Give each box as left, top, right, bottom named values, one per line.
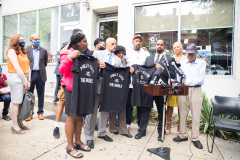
left=125, top=48, right=150, bottom=66
left=106, top=51, right=115, bottom=65
left=32, top=46, right=40, bottom=70
left=179, top=58, right=206, bottom=86
left=154, top=52, right=166, bottom=64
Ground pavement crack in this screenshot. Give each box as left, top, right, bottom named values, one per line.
left=32, top=140, right=67, bottom=160
left=137, top=125, right=157, bottom=160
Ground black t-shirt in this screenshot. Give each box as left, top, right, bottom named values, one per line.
left=99, top=63, right=130, bottom=113
left=71, top=54, right=99, bottom=116
left=131, top=64, right=156, bottom=108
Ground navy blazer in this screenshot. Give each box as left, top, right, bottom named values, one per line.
left=145, top=54, right=176, bottom=84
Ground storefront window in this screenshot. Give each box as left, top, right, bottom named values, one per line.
left=135, top=0, right=234, bottom=76
left=19, top=11, right=37, bottom=47
left=135, top=3, right=179, bottom=55
left=181, top=0, right=233, bottom=75
left=39, top=7, right=59, bottom=63
left=2, top=14, right=18, bottom=63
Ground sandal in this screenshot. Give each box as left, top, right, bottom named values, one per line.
left=2, top=115, right=11, bottom=121
left=75, top=142, right=91, bottom=152
left=66, top=146, right=83, bottom=159
left=17, top=119, right=30, bottom=130
left=11, top=126, right=25, bottom=134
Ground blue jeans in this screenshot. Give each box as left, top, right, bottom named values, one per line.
left=54, top=75, right=61, bottom=101
left=0, top=94, right=11, bottom=116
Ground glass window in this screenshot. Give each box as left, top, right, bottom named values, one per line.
left=181, top=0, right=234, bottom=75
left=61, top=3, right=80, bottom=23
left=19, top=11, right=37, bottom=47
left=39, top=7, right=59, bottom=63
left=2, top=14, right=18, bottom=63
left=135, top=3, right=179, bottom=55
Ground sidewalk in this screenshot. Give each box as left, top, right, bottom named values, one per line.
left=0, top=105, right=224, bottom=160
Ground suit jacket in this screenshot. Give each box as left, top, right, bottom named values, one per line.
left=93, top=50, right=122, bottom=94
left=27, top=45, right=48, bottom=82
left=145, top=53, right=176, bottom=84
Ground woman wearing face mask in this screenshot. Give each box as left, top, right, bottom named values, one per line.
left=58, top=33, right=91, bottom=158
left=7, top=34, right=31, bottom=134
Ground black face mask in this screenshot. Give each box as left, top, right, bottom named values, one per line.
left=99, top=45, right=106, bottom=50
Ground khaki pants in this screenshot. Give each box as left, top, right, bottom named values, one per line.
left=178, top=87, right=203, bottom=141
left=109, top=111, right=128, bottom=135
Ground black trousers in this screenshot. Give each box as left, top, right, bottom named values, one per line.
left=29, top=71, right=45, bottom=115
left=126, top=88, right=142, bottom=126
left=138, top=96, right=166, bottom=135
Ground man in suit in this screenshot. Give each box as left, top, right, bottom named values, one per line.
left=135, top=39, right=176, bottom=140
left=84, top=37, right=121, bottom=148
left=26, top=34, right=48, bottom=120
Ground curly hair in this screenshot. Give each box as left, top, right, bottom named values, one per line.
left=7, top=34, right=26, bottom=55
left=114, top=45, right=126, bottom=55
left=68, top=32, right=86, bottom=50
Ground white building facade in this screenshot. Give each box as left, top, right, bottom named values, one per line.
left=0, top=0, right=239, bottom=99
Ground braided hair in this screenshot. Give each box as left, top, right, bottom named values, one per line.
left=68, top=32, right=86, bottom=50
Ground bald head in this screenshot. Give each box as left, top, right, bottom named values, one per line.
left=106, top=37, right=117, bottom=53
left=30, top=34, right=40, bottom=48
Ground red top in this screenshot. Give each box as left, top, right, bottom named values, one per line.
left=58, top=48, right=74, bottom=92
left=0, top=74, right=7, bottom=89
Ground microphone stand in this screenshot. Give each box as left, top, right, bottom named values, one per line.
left=147, top=55, right=171, bottom=160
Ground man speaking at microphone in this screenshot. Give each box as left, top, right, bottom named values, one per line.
left=135, top=39, right=175, bottom=140
left=173, top=43, right=206, bottom=149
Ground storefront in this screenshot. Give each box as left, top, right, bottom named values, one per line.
left=0, top=0, right=239, bottom=98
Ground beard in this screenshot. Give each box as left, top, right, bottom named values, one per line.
left=157, top=48, right=163, bottom=54
left=134, top=45, right=141, bottom=51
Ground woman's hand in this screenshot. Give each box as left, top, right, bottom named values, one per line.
left=68, top=50, right=81, bottom=60
left=24, top=81, right=30, bottom=90
left=130, top=67, right=134, bottom=74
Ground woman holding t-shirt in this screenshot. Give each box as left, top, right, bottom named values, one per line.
left=58, top=33, right=91, bottom=158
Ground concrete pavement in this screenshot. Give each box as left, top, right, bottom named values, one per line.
left=0, top=104, right=225, bottom=160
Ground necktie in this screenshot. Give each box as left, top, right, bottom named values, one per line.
left=155, top=54, right=160, bottom=64
left=108, top=53, right=112, bottom=64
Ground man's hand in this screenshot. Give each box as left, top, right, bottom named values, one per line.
left=156, top=63, right=164, bottom=70
left=99, top=62, right=106, bottom=69
left=130, top=67, right=134, bottom=74
left=142, top=47, right=148, bottom=51
left=68, top=50, right=81, bottom=60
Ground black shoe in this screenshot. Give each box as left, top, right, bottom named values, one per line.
left=135, top=132, right=146, bottom=139
left=192, top=140, right=203, bottom=149
left=173, top=136, right=188, bottom=142
left=53, top=127, right=60, bottom=139
left=87, top=140, right=94, bottom=149
left=112, top=132, right=118, bottom=135
left=121, top=134, right=133, bottom=138
left=98, top=135, right=113, bottom=142
left=158, top=134, right=162, bottom=141
left=53, top=99, right=59, bottom=103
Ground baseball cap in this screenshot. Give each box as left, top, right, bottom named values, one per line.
left=132, top=34, right=144, bottom=41
left=186, top=43, right=197, bottom=54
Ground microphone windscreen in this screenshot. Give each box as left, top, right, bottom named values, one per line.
left=154, top=67, right=163, bottom=77
left=175, top=61, right=181, bottom=68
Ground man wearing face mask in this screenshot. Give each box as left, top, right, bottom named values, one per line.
left=26, top=34, right=48, bottom=121
left=94, top=38, right=106, bottom=51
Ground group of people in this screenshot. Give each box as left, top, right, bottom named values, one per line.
left=5, top=28, right=206, bottom=159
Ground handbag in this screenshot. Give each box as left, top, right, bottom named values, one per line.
left=0, top=86, right=11, bottom=94
left=57, top=86, right=65, bottom=101
left=18, top=92, right=35, bottom=120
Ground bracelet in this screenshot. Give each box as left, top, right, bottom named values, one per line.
left=67, top=55, right=73, bottom=61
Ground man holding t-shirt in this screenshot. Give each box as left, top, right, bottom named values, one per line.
left=84, top=37, right=121, bottom=148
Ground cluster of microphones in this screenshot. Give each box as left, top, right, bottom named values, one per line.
left=149, top=59, right=186, bottom=95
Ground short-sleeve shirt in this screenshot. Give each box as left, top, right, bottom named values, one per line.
left=99, top=63, right=130, bottom=113
left=70, top=55, right=99, bottom=116
left=131, top=64, right=156, bottom=108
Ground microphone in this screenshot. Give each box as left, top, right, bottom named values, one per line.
left=149, top=67, right=163, bottom=85
left=171, top=61, right=185, bottom=76
left=163, top=54, right=169, bottom=67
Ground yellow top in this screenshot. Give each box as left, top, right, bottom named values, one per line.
left=7, top=52, right=29, bottom=73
